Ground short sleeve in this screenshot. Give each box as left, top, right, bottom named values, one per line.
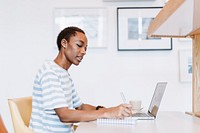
left=41, top=71, right=68, bottom=113
left=72, top=88, right=82, bottom=108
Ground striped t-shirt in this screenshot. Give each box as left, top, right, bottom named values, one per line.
left=29, top=60, right=82, bottom=133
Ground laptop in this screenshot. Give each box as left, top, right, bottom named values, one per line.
left=132, top=82, right=167, bottom=120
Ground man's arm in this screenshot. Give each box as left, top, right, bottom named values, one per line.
left=55, top=104, right=132, bottom=123
left=76, top=104, right=104, bottom=111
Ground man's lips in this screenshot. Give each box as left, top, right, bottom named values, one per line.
left=77, top=56, right=83, bottom=62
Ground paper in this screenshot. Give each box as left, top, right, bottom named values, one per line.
left=97, top=117, right=137, bottom=125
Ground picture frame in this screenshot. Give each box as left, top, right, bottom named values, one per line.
left=117, top=7, right=172, bottom=51
left=179, top=49, right=192, bottom=82
left=54, top=7, right=107, bottom=48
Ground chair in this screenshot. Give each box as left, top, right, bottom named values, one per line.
left=8, top=96, right=34, bottom=133
left=0, top=115, right=8, bottom=133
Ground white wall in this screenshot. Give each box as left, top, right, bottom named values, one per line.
left=0, top=0, right=192, bottom=132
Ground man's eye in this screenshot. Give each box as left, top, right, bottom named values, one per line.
left=76, top=44, right=82, bottom=47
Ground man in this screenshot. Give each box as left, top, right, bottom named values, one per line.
left=30, top=26, right=132, bottom=133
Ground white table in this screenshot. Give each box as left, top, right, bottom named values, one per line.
left=75, top=112, right=200, bottom=133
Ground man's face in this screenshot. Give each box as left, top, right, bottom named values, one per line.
left=63, top=32, right=88, bottom=65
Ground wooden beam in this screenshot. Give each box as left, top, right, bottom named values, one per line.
left=148, top=0, right=185, bottom=37
left=192, top=34, right=200, bottom=113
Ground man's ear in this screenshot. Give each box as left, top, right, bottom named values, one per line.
left=61, top=39, right=67, bottom=48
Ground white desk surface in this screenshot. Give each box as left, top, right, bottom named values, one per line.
left=75, top=112, right=200, bottom=133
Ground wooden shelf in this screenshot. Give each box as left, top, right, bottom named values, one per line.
left=148, top=0, right=200, bottom=113
left=148, top=0, right=193, bottom=38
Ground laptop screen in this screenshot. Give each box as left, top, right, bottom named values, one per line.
left=148, top=82, right=167, bottom=117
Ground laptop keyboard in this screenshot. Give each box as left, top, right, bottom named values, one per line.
left=132, top=113, right=150, bottom=117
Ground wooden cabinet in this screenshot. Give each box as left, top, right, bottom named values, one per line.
left=148, top=0, right=200, bottom=115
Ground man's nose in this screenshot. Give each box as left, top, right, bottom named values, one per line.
left=81, top=47, right=86, bottom=54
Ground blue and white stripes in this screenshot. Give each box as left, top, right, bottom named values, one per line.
left=30, top=60, right=82, bottom=133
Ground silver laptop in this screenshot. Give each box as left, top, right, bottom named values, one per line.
left=132, top=82, right=167, bottom=120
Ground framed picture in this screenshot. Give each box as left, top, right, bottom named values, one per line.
left=117, top=7, right=172, bottom=51
left=179, top=49, right=192, bottom=82
left=54, top=7, right=107, bottom=48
